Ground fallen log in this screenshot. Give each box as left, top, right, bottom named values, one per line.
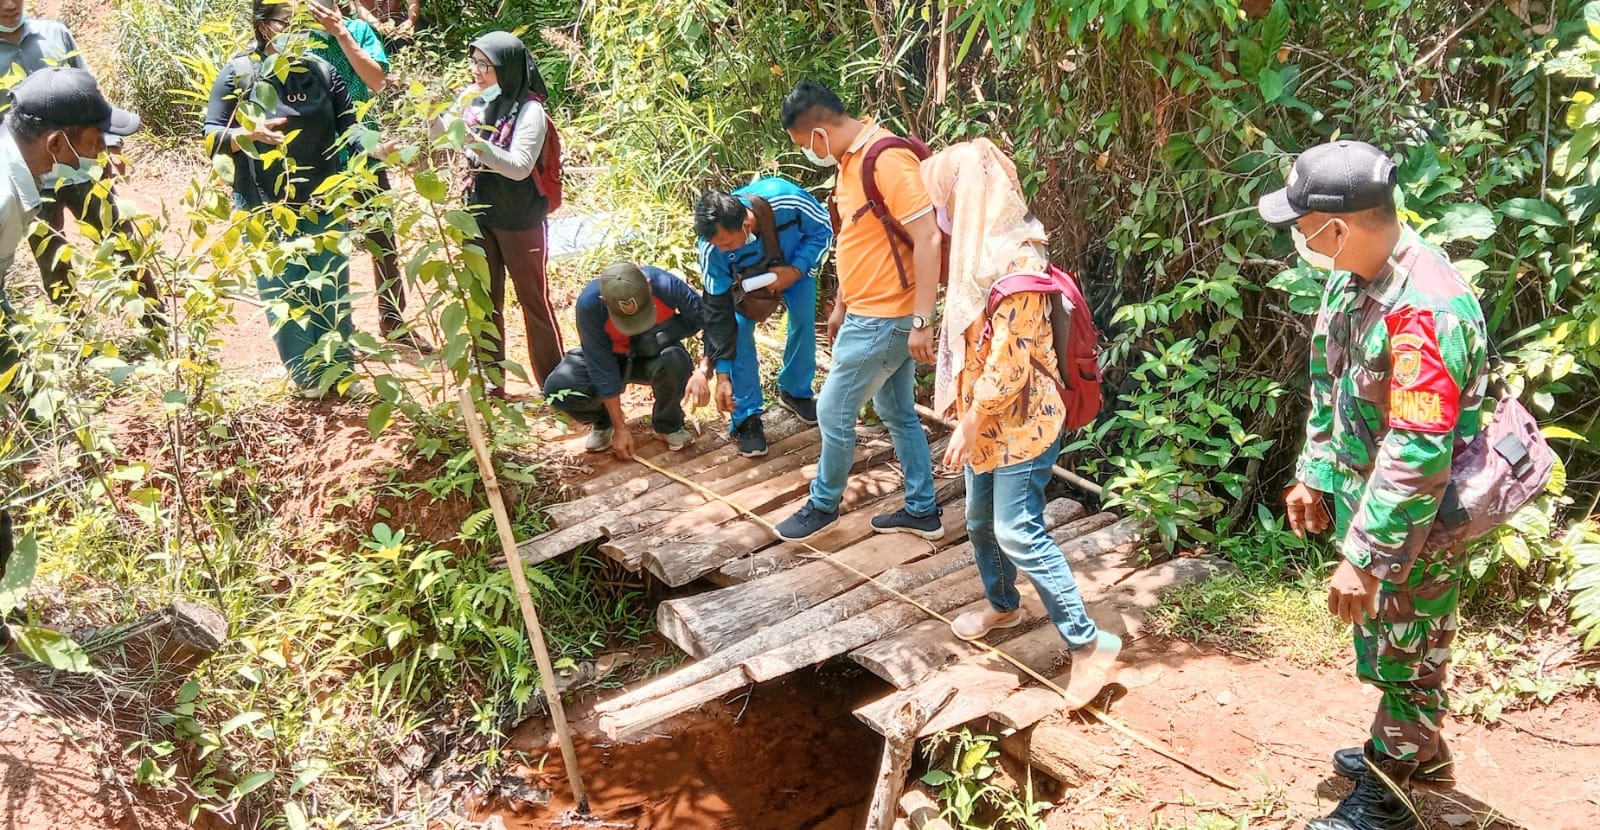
left=997, top=716, right=1117, bottom=787
left=80, top=602, right=228, bottom=679
left=866, top=687, right=957, bottom=830
left=656, top=502, right=971, bottom=658
left=564, top=414, right=802, bottom=499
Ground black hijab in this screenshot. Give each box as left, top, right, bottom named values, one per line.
left=470, top=31, right=548, bottom=125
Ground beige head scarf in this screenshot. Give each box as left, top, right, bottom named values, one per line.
left=922, top=138, right=1050, bottom=418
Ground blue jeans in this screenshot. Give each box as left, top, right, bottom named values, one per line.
left=966, top=432, right=1099, bottom=649
left=256, top=209, right=354, bottom=389
left=809, top=313, right=936, bottom=515
left=729, top=275, right=817, bottom=429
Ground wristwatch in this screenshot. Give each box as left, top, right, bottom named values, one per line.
left=912, top=314, right=931, bottom=330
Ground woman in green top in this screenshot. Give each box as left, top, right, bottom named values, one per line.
left=308, top=0, right=433, bottom=353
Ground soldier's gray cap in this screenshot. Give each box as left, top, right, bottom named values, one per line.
left=1258, top=140, right=1397, bottom=225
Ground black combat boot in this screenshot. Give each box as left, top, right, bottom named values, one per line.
left=1333, top=740, right=1454, bottom=788
left=1306, top=743, right=1419, bottom=830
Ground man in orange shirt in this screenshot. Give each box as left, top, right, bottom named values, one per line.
left=774, top=81, right=945, bottom=541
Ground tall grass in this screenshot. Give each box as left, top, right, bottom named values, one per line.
left=109, top=0, right=245, bottom=138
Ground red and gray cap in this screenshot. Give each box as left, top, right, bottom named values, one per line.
left=8, top=67, right=141, bottom=137
left=1257, top=140, right=1396, bottom=225
left=599, top=262, right=658, bottom=336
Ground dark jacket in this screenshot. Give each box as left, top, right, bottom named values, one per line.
left=574, top=266, right=707, bottom=399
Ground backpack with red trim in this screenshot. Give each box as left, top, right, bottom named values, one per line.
left=981, top=265, right=1103, bottom=431
left=828, top=133, right=946, bottom=289
left=529, top=95, right=563, bottom=213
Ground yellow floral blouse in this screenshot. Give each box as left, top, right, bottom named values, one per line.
left=957, top=291, right=1066, bottom=474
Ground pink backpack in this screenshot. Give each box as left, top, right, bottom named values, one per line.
left=981, top=265, right=1103, bottom=430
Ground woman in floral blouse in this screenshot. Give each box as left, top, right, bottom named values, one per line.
left=923, top=138, right=1119, bottom=708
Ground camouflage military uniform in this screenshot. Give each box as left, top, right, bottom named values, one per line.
left=1295, top=226, right=1488, bottom=764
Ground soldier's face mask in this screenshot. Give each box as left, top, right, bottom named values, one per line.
left=1293, top=217, right=1349, bottom=272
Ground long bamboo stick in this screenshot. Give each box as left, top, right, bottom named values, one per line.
left=456, top=389, right=590, bottom=815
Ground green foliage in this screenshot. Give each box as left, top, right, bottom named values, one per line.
left=921, top=729, right=1051, bottom=830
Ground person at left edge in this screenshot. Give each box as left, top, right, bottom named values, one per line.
left=0, top=66, right=140, bottom=376
left=0, top=0, right=162, bottom=328
left=694, top=178, right=832, bottom=458
left=543, top=262, right=713, bottom=461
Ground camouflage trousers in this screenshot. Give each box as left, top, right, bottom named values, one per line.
left=1351, top=553, right=1463, bottom=763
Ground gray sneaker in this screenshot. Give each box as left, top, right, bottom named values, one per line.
left=663, top=429, right=694, bottom=451
left=584, top=427, right=614, bottom=453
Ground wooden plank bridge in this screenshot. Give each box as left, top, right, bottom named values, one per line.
left=521, top=410, right=1227, bottom=754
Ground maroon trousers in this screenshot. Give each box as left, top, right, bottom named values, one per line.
left=478, top=222, right=564, bottom=388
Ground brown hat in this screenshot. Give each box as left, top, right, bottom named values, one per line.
left=599, top=262, right=656, bottom=336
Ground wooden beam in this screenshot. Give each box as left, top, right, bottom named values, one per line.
left=997, top=716, right=1118, bottom=787
left=900, top=791, right=954, bottom=830
left=865, top=688, right=957, bottom=830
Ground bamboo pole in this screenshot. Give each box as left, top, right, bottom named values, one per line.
left=456, top=389, right=591, bottom=815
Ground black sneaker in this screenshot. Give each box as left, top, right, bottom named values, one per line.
left=871, top=507, right=945, bottom=540
left=734, top=415, right=768, bottom=458
left=776, top=501, right=839, bottom=542
left=779, top=391, right=818, bottom=425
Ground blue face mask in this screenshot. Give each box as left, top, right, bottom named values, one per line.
left=0, top=15, right=26, bottom=35
left=476, top=84, right=502, bottom=104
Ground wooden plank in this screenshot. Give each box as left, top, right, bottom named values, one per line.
left=846, top=513, right=1131, bottom=689
left=738, top=501, right=1088, bottom=684
left=595, top=669, right=750, bottom=740
left=637, top=435, right=949, bottom=586
left=564, top=413, right=802, bottom=499
left=594, top=505, right=974, bottom=724
left=656, top=500, right=972, bottom=658
left=601, top=436, right=895, bottom=572
left=711, top=474, right=965, bottom=585
left=544, top=418, right=813, bottom=527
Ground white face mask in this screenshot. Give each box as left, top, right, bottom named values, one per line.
left=0, top=15, right=27, bottom=34
left=934, top=205, right=952, bottom=235
left=802, top=129, right=836, bottom=168
left=48, top=134, right=99, bottom=182
left=744, top=231, right=758, bottom=247
left=475, top=84, right=502, bottom=104
left=1292, top=219, right=1343, bottom=271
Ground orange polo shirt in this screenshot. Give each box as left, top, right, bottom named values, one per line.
left=833, top=121, right=932, bottom=319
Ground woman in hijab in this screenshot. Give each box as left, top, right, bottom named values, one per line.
left=923, top=138, right=1120, bottom=707
left=438, top=31, right=563, bottom=395
left=204, top=0, right=371, bottom=396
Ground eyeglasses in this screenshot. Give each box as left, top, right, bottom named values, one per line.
left=469, top=57, right=494, bottom=70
